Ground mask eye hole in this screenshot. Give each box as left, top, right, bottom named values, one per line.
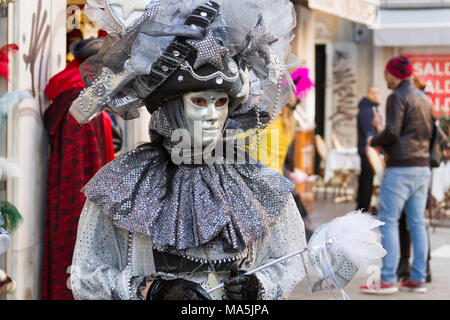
left=191, top=97, right=207, bottom=107
left=215, top=97, right=228, bottom=107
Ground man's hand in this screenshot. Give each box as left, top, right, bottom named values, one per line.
left=373, top=112, right=383, bottom=133
left=367, top=136, right=384, bottom=153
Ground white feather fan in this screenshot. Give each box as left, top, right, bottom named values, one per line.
left=325, top=210, right=387, bottom=268
left=0, top=157, right=20, bottom=181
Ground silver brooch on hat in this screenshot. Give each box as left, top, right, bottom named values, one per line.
left=244, top=15, right=278, bottom=64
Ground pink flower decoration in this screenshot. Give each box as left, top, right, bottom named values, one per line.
left=291, top=67, right=314, bottom=99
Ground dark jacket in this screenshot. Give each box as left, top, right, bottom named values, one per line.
left=357, top=97, right=378, bottom=155
left=371, top=79, right=434, bottom=167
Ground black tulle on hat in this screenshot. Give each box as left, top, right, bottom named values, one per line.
left=72, top=38, right=105, bottom=62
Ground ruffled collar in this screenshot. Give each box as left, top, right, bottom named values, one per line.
left=82, top=144, right=294, bottom=253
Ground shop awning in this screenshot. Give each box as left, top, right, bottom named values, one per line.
left=374, top=8, right=450, bottom=47
left=308, top=0, right=380, bottom=26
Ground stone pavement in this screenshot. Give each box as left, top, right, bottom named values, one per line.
left=289, top=196, right=450, bottom=300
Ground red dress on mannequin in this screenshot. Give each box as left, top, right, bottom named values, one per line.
left=41, top=59, right=114, bottom=300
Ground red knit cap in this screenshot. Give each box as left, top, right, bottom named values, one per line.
left=386, top=56, right=413, bottom=79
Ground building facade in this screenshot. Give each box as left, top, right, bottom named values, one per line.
left=1, top=0, right=383, bottom=299
left=374, top=0, right=450, bottom=121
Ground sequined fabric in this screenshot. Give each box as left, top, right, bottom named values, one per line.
left=71, top=195, right=306, bottom=300
left=307, top=223, right=360, bottom=292
left=82, top=142, right=294, bottom=253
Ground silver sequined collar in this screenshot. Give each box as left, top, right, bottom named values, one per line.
left=82, top=144, right=294, bottom=253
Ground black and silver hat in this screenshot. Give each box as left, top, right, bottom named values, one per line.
left=69, top=0, right=297, bottom=133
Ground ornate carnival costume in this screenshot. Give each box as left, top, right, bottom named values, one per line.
left=70, top=0, right=386, bottom=300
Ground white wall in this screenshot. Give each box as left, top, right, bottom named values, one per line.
left=373, top=46, right=450, bottom=120
left=6, top=0, right=66, bottom=300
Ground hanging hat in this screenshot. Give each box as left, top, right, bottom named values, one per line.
left=69, top=0, right=297, bottom=132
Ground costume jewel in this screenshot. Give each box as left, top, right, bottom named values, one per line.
left=244, top=15, right=278, bottom=64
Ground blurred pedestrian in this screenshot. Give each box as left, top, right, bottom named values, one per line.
left=282, top=97, right=315, bottom=241
left=360, top=56, right=434, bottom=294
left=356, top=85, right=380, bottom=213
left=250, top=94, right=315, bottom=241
left=251, top=67, right=315, bottom=241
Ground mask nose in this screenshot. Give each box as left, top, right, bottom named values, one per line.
left=205, top=102, right=218, bottom=121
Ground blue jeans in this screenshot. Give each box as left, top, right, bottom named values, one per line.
left=378, top=167, right=431, bottom=283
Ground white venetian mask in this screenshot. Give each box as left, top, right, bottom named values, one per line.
left=182, top=90, right=229, bottom=148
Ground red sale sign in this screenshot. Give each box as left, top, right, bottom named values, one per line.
left=408, top=55, right=450, bottom=117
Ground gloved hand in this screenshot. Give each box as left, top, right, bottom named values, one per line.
left=147, top=277, right=212, bottom=300
left=223, top=270, right=260, bottom=300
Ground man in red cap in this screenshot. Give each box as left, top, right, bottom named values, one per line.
left=360, top=56, right=434, bottom=295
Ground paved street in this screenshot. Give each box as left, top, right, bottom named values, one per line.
left=290, top=196, right=450, bottom=300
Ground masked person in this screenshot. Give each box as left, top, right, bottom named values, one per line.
left=356, top=85, right=380, bottom=213
left=69, top=0, right=308, bottom=300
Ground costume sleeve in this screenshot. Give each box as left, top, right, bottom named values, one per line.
left=70, top=200, right=146, bottom=300
left=371, top=94, right=404, bottom=148
left=252, top=195, right=307, bottom=299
